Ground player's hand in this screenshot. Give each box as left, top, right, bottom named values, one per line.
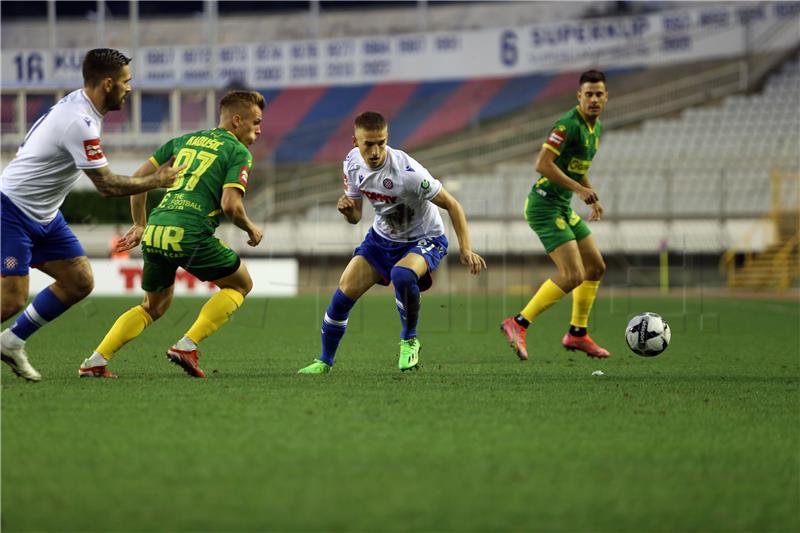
left=246, top=225, right=263, bottom=247
left=577, top=186, right=598, bottom=205
left=337, top=194, right=356, bottom=214
left=115, top=224, right=145, bottom=252
left=155, top=156, right=187, bottom=189
left=460, top=249, right=487, bottom=275
left=588, top=201, right=604, bottom=221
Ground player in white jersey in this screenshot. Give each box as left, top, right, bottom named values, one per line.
left=298, top=111, right=486, bottom=374
left=1, top=48, right=183, bottom=381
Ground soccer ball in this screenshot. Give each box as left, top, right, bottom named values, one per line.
left=625, top=312, right=671, bottom=356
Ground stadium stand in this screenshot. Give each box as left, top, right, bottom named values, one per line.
left=100, top=71, right=622, bottom=163
left=0, top=2, right=604, bottom=47
left=446, top=56, right=800, bottom=220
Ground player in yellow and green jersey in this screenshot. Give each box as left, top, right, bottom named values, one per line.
left=77, top=91, right=265, bottom=378
left=501, top=70, right=611, bottom=360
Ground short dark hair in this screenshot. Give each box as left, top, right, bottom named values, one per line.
left=354, top=111, right=387, bottom=131
left=579, top=69, right=606, bottom=86
left=82, top=48, right=131, bottom=86
left=219, top=91, right=266, bottom=115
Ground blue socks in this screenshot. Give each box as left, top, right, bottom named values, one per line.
left=318, top=268, right=419, bottom=365
left=391, top=266, right=420, bottom=340
left=10, top=287, right=71, bottom=341
left=319, top=288, right=356, bottom=366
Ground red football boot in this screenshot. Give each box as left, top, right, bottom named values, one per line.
left=78, top=365, right=118, bottom=378
left=166, top=347, right=206, bottom=378
left=562, top=332, right=610, bottom=358
left=500, top=317, right=529, bottom=360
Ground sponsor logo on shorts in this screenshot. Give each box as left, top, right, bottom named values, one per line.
left=83, top=138, right=104, bottom=161
left=239, top=166, right=249, bottom=186
left=382, top=178, right=394, bottom=189
left=555, top=217, right=566, bottom=230
left=568, top=210, right=581, bottom=225
left=3, top=256, right=18, bottom=270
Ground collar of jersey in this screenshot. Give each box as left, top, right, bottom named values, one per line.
left=362, top=152, right=388, bottom=172
left=574, top=106, right=597, bottom=134
left=214, top=127, right=239, bottom=142
left=80, top=90, right=104, bottom=120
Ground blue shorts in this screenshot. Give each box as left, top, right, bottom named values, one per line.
left=1, top=193, right=85, bottom=276
left=354, top=228, right=448, bottom=292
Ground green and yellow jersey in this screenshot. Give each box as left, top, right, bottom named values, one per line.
left=147, top=127, right=252, bottom=232
left=534, top=106, right=602, bottom=207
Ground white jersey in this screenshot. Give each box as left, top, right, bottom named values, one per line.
left=343, top=146, right=444, bottom=242
left=1, top=89, right=108, bottom=224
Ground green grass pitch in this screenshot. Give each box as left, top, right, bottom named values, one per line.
left=2, top=293, right=798, bottom=532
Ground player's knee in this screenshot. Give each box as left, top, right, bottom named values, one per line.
left=145, top=303, right=165, bottom=321
left=223, top=274, right=252, bottom=297
left=338, top=275, right=366, bottom=299
left=586, top=260, right=606, bottom=280
left=141, top=296, right=170, bottom=321
left=390, top=266, right=418, bottom=290
left=1, top=296, right=25, bottom=320
left=239, top=274, right=253, bottom=296
left=564, top=271, right=585, bottom=291
left=337, top=280, right=356, bottom=299
left=72, top=269, right=94, bottom=299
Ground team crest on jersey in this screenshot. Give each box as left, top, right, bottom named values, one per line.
left=238, top=166, right=249, bottom=186
left=382, top=178, right=394, bottom=189
left=83, top=139, right=104, bottom=161
left=421, top=179, right=430, bottom=190
left=3, top=256, right=18, bottom=270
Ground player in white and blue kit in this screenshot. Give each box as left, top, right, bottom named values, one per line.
left=298, top=111, right=486, bottom=374
left=1, top=49, right=183, bottom=381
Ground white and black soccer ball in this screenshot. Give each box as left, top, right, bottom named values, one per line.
left=625, top=312, right=671, bottom=356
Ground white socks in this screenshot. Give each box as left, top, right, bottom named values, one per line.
left=175, top=336, right=197, bottom=351
left=81, top=351, right=109, bottom=368
left=1, top=328, right=25, bottom=349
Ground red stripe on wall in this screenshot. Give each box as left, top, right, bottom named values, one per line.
left=402, top=78, right=508, bottom=148
left=312, top=82, right=418, bottom=163
left=534, top=71, right=582, bottom=102
left=260, top=87, right=328, bottom=158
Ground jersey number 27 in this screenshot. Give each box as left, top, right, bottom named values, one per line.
left=167, top=148, right=218, bottom=192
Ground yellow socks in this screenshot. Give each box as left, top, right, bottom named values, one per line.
left=185, top=288, right=244, bottom=345
left=96, top=305, right=153, bottom=359
left=520, top=279, right=566, bottom=323
left=93, top=289, right=245, bottom=360
left=570, top=280, right=600, bottom=328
